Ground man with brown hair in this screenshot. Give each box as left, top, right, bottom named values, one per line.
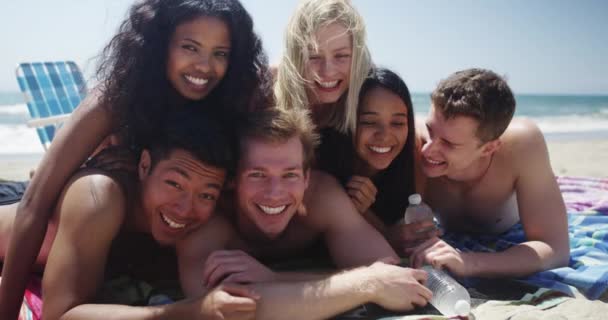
left=406, top=68, right=569, bottom=278
left=177, top=108, right=432, bottom=317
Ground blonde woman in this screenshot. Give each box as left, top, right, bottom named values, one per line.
left=275, top=0, right=372, bottom=134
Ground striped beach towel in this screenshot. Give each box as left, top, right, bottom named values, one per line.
left=442, top=176, right=608, bottom=300
left=0, top=276, right=43, bottom=320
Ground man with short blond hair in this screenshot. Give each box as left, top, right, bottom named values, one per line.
left=178, top=108, right=432, bottom=319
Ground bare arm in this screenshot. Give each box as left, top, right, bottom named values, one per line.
left=0, top=90, right=113, bottom=319
left=41, top=173, right=126, bottom=320
left=252, top=262, right=431, bottom=320
left=65, top=264, right=429, bottom=320
left=466, top=120, right=569, bottom=277
left=177, top=215, right=234, bottom=298
left=304, top=171, right=399, bottom=267
left=60, top=285, right=258, bottom=320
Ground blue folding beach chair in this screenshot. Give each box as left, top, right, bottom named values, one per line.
left=15, top=61, right=87, bottom=150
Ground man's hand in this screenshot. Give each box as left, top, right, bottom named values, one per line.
left=199, top=285, right=259, bottom=320
left=409, top=237, right=471, bottom=277
left=365, top=262, right=432, bottom=311
left=202, top=250, right=277, bottom=288
left=345, top=176, right=378, bottom=214
left=387, top=220, right=441, bottom=254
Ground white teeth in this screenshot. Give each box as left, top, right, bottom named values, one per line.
left=426, top=158, right=443, bottom=165
left=369, top=145, right=391, bottom=154
left=185, top=75, right=208, bottom=86
left=161, top=213, right=186, bottom=229
left=258, top=205, right=286, bottom=215
left=316, top=80, right=339, bottom=88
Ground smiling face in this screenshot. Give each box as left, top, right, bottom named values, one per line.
left=166, top=16, right=231, bottom=101
left=304, top=22, right=353, bottom=105
left=139, top=149, right=226, bottom=246
left=235, top=136, right=310, bottom=240
left=421, top=105, right=489, bottom=178
left=354, top=86, right=409, bottom=175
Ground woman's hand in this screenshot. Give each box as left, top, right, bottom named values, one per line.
left=345, top=176, right=378, bottom=214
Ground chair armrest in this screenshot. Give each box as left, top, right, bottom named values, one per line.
left=26, top=114, right=71, bottom=128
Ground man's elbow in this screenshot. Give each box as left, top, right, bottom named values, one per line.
left=553, top=247, right=570, bottom=268
left=543, top=244, right=570, bottom=271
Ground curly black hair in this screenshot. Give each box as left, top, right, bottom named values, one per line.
left=96, top=0, right=271, bottom=149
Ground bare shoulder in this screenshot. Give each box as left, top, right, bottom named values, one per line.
left=303, top=170, right=364, bottom=231
left=177, top=213, right=236, bottom=256
left=498, top=118, right=554, bottom=181
left=57, top=170, right=127, bottom=228
left=306, top=170, right=343, bottom=196
left=189, top=213, right=235, bottom=241
left=501, top=118, right=548, bottom=159
left=504, top=118, right=545, bottom=147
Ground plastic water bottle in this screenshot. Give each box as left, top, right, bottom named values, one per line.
left=422, top=265, right=471, bottom=317
left=404, top=193, right=434, bottom=224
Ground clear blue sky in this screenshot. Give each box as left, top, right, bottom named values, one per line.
left=1, top=0, right=607, bottom=94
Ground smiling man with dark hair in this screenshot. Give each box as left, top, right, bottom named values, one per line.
left=406, top=68, right=569, bottom=279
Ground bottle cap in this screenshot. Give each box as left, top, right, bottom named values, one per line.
left=408, top=193, right=422, bottom=205
left=454, top=300, right=470, bottom=316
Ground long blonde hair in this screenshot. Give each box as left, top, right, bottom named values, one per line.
left=274, top=0, right=372, bottom=134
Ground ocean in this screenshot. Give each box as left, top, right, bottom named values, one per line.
left=1, top=91, right=608, bottom=155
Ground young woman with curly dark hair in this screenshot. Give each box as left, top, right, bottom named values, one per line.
left=0, top=0, right=270, bottom=317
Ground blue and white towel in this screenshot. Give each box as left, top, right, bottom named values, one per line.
left=442, top=176, right=608, bottom=300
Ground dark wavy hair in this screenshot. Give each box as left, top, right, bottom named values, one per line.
left=96, top=0, right=271, bottom=149
left=359, top=68, right=417, bottom=225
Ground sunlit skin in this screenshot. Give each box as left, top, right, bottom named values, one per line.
left=166, top=16, right=231, bottom=102
left=137, top=149, right=226, bottom=246
left=234, top=137, right=310, bottom=240
left=305, top=22, right=353, bottom=108
left=354, top=86, right=409, bottom=177
left=421, top=104, right=495, bottom=181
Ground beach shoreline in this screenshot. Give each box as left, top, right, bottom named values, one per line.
left=1, top=138, right=607, bottom=181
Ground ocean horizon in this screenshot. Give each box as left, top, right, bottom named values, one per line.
left=1, top=91, right=608, bottom=155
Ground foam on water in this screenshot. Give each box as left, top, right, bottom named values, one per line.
left=0, top=103, right=29, bottom=115
left=535, top=114, right=608, bottom=133
left=0, top=103, right=30, bottom=126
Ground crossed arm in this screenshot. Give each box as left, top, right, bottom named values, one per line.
left=178, top=224, right=432, bottom=320
left=179, top=171, right=400, bottom=296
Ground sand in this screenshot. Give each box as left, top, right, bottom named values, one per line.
left=0, top=153, right=41, bottom=182
left=1, top=139, right=607, bottom=182
left=547, top=139, right=608, bottom=178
